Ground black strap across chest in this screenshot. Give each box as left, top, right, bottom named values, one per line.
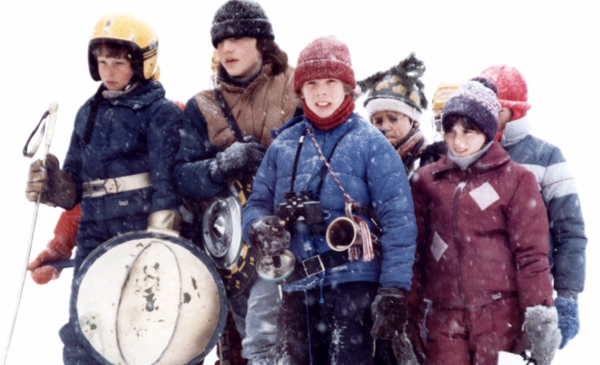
left=288, top=127, right=350, bottom=200
left=214, top=88, right=244, bottom=143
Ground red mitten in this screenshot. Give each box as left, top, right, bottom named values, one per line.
left=170, top=100, right=185, bottom=111
left=28, top=204, right=81, bottom=284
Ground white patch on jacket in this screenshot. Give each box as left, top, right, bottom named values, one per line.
left=431, top=232, right=448, bottom=262
left=469, top=182, right=500, bottom=211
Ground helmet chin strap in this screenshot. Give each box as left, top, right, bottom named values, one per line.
left=393, top=124, right=418, bottom=150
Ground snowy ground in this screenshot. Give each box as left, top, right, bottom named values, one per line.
left=1, top=1, right=598, bottom=364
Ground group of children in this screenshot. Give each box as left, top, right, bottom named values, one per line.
left=24, top=1, right=586, bottom=365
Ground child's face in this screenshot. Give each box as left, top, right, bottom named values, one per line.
left=97, top=55, right=134, bottom=91
left=371, top=111, right=414, bottom=147
left=301, top=79, right=346, bottom=119
left=217, top=37, right=262, bottom=78
left=498, top=107, right=513, bottom=131
left=444, top=120, right=486, bottom=157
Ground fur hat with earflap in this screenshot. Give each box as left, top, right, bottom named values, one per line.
left=479, top=65, right=531, bottom=120
left=359, top=53, right=428, bottom=123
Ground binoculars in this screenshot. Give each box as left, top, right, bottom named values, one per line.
left=277, top=191, right=326, bottom=236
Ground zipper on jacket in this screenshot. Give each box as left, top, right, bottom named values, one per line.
left=452, top=178, right=468, bottom=309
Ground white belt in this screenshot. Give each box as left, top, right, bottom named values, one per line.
left=82, top=172, right=151, bottom=198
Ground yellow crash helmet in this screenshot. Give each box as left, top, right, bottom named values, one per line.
left=431, top=81, right=463, bottom=116
left=88, top=13, right=159, bottom=82
left=430, top=81, right=463, bottom=134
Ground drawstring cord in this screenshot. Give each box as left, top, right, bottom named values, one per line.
left=305, top=127, right=352, bottom=202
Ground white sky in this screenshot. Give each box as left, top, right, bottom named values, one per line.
left=0, top=1, right=598, bottom=364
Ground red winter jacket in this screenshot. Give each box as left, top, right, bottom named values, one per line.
left=409, top=142, right=553, bottom=312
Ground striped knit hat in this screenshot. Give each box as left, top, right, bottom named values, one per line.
left=442, top=78, right=501, bottom=141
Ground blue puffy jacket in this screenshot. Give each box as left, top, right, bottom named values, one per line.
left=500, top=117, right=587, bottom=294
left=63, top=81, right=182, bottom=227
left=242, top=113, right=417, bottom=291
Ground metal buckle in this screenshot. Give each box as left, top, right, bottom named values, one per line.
left=104, top=178, right=116, bottom=194
left=302, top=255, right=325, bottom=277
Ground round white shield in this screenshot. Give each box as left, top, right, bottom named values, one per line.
left=71, top=231, right=227, bottom=365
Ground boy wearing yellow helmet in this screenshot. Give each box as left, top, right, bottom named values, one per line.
left=25, top=14, right=184, bottom=364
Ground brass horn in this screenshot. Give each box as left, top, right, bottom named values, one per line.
left=326, top=202, right=363, bottom=252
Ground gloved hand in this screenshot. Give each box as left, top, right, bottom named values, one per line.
left=28, top=204, right=81, bottom=284
left=371, top=287, right=408, bottom=341
left=555, top=291, right=579, bottom=349
left=523, top=305, right=561, bottom=365
left=147, top=209, right=182, bottom=235
left=398, top=306, right=426, bottom=365
left=391, top=333, right=422, bottom=365
left=247, top=216, right=290, bottom=257
left=209, top=136, right=266, bottom=183
left=26, top=153, right=77, bottom=209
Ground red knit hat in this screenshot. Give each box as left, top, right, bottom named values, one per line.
left=293, top=36, right=356, bottom=94
left=479, top=65, right=531, bottom=120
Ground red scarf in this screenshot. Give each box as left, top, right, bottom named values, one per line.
left=303, top=95, right=355, bottom=131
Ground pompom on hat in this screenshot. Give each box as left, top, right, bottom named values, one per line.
left=210, top=0, right=274, bottom=48
left=442, top=77, right=501, bottom=141
left=479, top=65, right=531, bottom=120
left=359, top=53, right=428, bottom=123
left=293, top=36, right=356, bottom=94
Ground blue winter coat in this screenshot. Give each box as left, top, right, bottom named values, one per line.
left=242, top=113, right=417, bottom=291
left=500, top=117, right=587, bottom=294
left=63, top=81, right=182, bottom=226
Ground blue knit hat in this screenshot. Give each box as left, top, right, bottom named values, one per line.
left=442, top=78, right=501, bottom=140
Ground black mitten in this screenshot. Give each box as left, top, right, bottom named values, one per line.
left=210, top=136, right=266, bottom=182
left=392, top=332, right=422, bottom=365
left=402, top=306, right=426, bottom=365
left=247, top=216, right=290, bottom=257
left=371, top=287, right=408, bottom=341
